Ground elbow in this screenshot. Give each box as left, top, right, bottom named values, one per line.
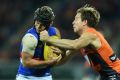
left=22, top=63, right=28, bottom=68
left=22, top=61, right=31, bottom=68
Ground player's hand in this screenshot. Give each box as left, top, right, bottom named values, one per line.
left=50, top=46, right=63, bottom=55
left=47, top=54, right=62, bottom=66
left=40, top=30, right=49, bottom=41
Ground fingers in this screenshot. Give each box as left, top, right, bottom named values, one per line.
left=47, top=54, right=62, bottom=66
left=52, top=54, right=62, bottom=63
left=40, top=30, right=49, bottom=41
left=57, top=54, right=62, bottom=62
left=50, top=46, right=63, bottom=55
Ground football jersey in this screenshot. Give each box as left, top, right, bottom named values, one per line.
left=80, top=28, right=120, bottom=76
left=17, top=25, right=57, bottom=77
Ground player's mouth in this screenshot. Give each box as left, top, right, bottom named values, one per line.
left=73, top=26, right=76, bottom=29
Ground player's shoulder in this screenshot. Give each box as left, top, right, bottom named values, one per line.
left=54, top=27, right=61, bottom=38
left=49, top=26, right=59, bottom=32
left=22, top=33, right=38, bottom=45
left=82, top=32, right=97, bottom=40
left=49, top=26, right=61, bottom=38
left=24, top=33, right=37, bottom=40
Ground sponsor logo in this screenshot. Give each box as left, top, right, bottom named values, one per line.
left=109, top=54, right=117, bottom=62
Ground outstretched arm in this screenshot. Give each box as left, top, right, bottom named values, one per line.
left=40, top=31, right=97, bottom=50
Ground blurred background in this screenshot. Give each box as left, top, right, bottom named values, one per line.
left=0, top=0, right=120, bottom=80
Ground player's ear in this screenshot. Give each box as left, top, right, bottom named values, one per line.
left=83, top=20, right=87, bottom=26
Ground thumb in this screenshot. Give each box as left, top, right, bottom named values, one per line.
left=40, top=30, right=48, bottom=35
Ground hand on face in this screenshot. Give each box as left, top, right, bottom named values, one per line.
left=40, top=30, right=49, bottom=41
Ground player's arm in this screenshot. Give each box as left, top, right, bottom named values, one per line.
left=48, top=27, right=75, bottom=66
left=55, top=50, right=77, bottom=66
left=21, top=34, right=59, bottom=68
left=41, top=32, right=97, bottom=50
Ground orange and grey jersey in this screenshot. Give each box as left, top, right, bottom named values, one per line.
left=80, top=28, right=120, bottom=76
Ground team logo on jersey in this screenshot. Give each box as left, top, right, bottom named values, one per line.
left=109, top=54, right=117, bottom=62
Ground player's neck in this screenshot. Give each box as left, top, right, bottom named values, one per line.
left=78, top=26, right=89, bottom=35
left=83, top=26, right=89, bottom=33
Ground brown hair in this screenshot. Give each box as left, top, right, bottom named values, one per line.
left=34, top=6, right=55, bottom=29
left=77, top=4, right=100, bottom=27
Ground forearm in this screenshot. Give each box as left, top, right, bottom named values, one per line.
left=22, top=59, right=51, bottom=68
left=47, top=38, right=75, bottom=50
left=21, top=51, right=50, bottom=68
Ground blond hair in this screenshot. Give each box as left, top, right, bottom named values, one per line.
left=77, top=4, right=100, bottom=27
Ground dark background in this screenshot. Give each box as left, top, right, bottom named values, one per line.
left=0, top=0, right=120, bottom=80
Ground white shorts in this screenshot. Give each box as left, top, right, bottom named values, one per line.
left=16, top=74, right=52, bottom=80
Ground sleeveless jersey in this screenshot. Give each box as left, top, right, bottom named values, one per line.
left=80, top=28, right=120, bottom=76
left=17, top=25, right=57, bottom=77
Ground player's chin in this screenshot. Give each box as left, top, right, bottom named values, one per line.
left=73, top=29, right=77, bottom=33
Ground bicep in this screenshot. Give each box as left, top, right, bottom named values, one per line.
left=74, top=33, right=97, bottom=49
